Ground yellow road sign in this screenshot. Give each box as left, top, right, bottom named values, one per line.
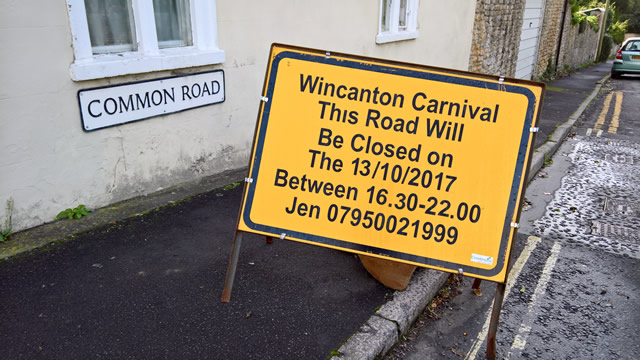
left=237, top=44, right=544, bottom=283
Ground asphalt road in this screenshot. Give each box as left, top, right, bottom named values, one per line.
left=0, top=185, right=390, bottom=359
left=535, top=63, right=611, bottom=149
left=385, top=74, right=640, bottom=359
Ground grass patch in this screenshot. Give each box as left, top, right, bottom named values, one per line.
left=223, top=181, right=241, bottom=190
left=546, top=86, right=569, bottom=92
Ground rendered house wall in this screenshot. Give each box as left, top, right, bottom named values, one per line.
left=0, top=1, right=476, bottom=232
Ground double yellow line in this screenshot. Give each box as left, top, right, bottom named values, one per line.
left=591, top=91, right=623, bottom=135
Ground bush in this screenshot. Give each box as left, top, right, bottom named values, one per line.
left=540, top=58, right=556, bottom=81
left=608, top=19, right=629, bottom=44
left=598, top=35, right=613, bottom=62
left=586, top=15, right=600, bottom=32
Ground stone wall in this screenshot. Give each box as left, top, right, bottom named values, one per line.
left=557, top=9, right=604, bottom=71
left=468, top=0, right=526, bottom=76
left=534, top=0, right=567, bottom=79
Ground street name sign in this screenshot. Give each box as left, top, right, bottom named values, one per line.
left=236, top=44, right=544, bottom=283
left=78, top=70, right=225, bottom=131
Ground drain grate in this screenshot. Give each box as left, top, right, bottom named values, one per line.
left=604, top=199, right=640, bottom=217
left=604, top=153, right=634, bottom=164
left=591, top=221, right=639, bottom=242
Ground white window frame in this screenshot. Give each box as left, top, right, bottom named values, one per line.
left=66, top=0, right=225, bottom=81
left=376, top=0, right=419, bottom=44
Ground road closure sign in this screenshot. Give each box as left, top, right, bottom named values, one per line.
left=237, top=44, right=544, bottom=283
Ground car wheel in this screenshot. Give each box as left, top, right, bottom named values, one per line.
left=611, top=71, right=621, bottom=79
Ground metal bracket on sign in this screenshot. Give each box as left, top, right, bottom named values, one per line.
left=280, top=233, right=286, bottom=240
left=530, top=127, right=539, bottom=133
left=458, top=268, right=464, bottom=275
left=325, top=51, right=331, bottom=59
left=244, top=177, right=254, bottom=184
left=260, top=96, right=269, bottom=102
left=510, top=222, right=520, bottom=229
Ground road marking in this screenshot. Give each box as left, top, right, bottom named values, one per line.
left=507, top=242, right=562, bottom=358
left=597, top=129, right=603, bottom=137
left=466, top=236, right=542, bottom=360
left=607, top=91, right=623, bottom=134
left=586, top=128, right=592, bottom=136
left=593, top=92, right=613, bottom=131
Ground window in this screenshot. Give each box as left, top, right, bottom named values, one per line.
left=153, top=0, right=192, bottom=49
left=85, top=0, right=137, bottom=54
left=67, top=0, right=225, bottom=81
left=377, top=0, right=419, bottom=44
left=623, top=40, right=640, bottom=51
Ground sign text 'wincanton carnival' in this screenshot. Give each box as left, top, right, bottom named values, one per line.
left=238, top=45, right=544, bottom=283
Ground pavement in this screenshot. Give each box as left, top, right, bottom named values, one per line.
left=0, top=61, right=613, bottom=359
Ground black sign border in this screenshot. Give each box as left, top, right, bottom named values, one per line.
left=242, top=49, right=538, bottom=278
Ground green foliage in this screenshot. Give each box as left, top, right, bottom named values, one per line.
left=1, top=198, right=14, bottom=243
left=614, top=0, right=640, bottom=14
left=570, top=7, right=600, bottom=32
left=223, top=181, right=241, bottom=190
left=569, top=0, right=584, bottom=25
left=0, top=228, right=10, bottom=243
left=599, top=35, right=614, bottom=61
left=622, top=11, right=640, bottom=32
left=578, top=61, right=596, bottom=68
left=586, top=14, right=601, bottom=32
left=613, top=0, right=640, bottom=33
left=607, top=2, right=621, bottom=24
left=540, top=58, right=557, bottom=82
left=572, top=10, right=587, bottom=26
left=570, top=1, right=630, bottom=34
left=56, top=205, right=91, bottom=220
left=608, top=19, right=629, bottom=43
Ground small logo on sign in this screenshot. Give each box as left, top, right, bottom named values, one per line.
left=471, top=253, right=494, bottom=266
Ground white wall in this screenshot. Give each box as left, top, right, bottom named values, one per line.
left=0, top=1, right=476, bottom=232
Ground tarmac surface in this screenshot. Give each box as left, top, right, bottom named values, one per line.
left=0, top=61, right=613, bottom=359
left=1, top=186, right=390, bottom=359
left=535, top=63, right=611, bottom=148
left=387, top=69, right=640, bottom=359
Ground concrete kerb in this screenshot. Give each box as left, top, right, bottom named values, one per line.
left=330, top=269, right=449, bottom=359
left=332, top=71, right=611, bottom=360
left=527, top=73, right=610, bottom=183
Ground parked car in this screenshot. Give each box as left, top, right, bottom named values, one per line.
left=611, top=37, right=640, bottom=78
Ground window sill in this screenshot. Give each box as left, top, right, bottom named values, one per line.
left=70, top=47, right=226, bottom=81
left=376, top=31, right=419, bottom=44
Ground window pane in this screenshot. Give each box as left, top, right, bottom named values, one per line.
left=398, top=0, right=408, bottom=30
left=624, top=41, right=640, bottom=51
left=85, top=0, right=136, bottom=54
left=381, top=0, right=392, bottom=32
left=153, top=0, right=192, bottom=49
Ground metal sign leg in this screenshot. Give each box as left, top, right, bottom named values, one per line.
left=486, top=282, right=507, bottom=359
left=221, top=231, right=244, bottom=302
left=472, top=278, right=482, bottom=291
